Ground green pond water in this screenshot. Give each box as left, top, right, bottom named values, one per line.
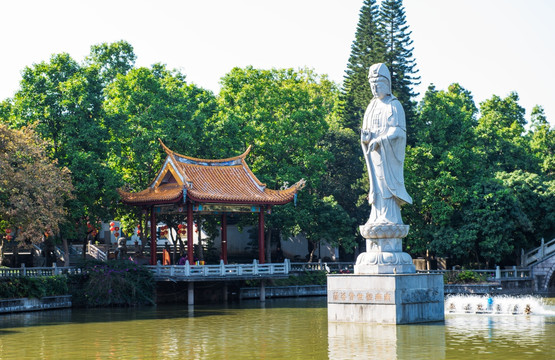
left=0, top=297, right=554, bottom=359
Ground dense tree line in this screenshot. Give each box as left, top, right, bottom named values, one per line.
left=1, top=1, right=554, bottom=267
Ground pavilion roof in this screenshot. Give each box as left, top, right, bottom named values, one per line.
left=118, top=140, right=305, bottom=207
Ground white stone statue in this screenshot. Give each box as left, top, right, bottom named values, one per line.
left=356, top=63, right=415, bottom=274
left=361, top=63, right=412, bottom=225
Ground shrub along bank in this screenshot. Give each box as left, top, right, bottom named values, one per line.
left=1, top=260, right=155, bottom=307
left=68, top=260, right=155, bottom=307
left=246, top=270, right=328, bottom=287
left=0, top=276, right=68, bottom=299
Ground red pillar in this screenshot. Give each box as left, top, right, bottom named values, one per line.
left=221, top=213, right=228, bottom=264
left=187, top=200, right=194, bottom=264
left=258, top=206, right=265, bottom=264
left=150, top=207, right=157, bottom=265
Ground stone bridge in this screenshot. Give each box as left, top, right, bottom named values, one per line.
left=522, top=238, right=555, bottom=292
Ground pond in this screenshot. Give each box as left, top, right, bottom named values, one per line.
left=0, top=297, right=553, bottom=359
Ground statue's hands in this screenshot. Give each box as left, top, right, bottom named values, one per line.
left=361, top=130, right=371, bottom=144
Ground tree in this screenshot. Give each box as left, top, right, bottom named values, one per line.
left=208, top=67, right=356, bottom=260
left=379, top=0, right=420, bottom=144
left=342, top=0, right=384, bottom=132
left=475, top=92, right=536, bottom=173
left=403, top=84, right=481, bottom=261
left=0, top=44, right=132, bottom=259
left=104, top=64, right=217, bottom=192
left=528, top=105, right=555, bottom=176
left=496, top=170, right=555, bottom=246
left=0, top=124, right=73, bottom=264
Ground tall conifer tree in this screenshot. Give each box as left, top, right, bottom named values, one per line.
left=342, top=0, right=384, bottom=131
left=379, top=0, right=420, bottom=143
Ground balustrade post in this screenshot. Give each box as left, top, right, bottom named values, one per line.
left=220, top=260, right=225, bottom=276
left=53, top=263, right=59, bottom=275
left=21, top=263, right=26, bottom=277
left=284, top=259, right=290, bottom=274
left=170, top=266, right=174, bottom=276
left=513, top=266, right=517, bottom=278
left=253, top=259, right=258, bottom=275
left=185, top=260, right=190, bottom=276
left=495, top=266, right=501, bottom=280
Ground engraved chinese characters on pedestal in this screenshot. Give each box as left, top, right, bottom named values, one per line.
left=355, top=63, right=415, bottom=274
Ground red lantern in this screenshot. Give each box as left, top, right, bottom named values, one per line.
left=137, top=224, right=141, bottom=229
left=5, top=229, right=11, bottom=234
left=6, top=235, right=12, bottom=240
left=110, top=227, right=115, bottom=232
left=110, top=221, right=115, bottom=227
left=137, top=230, right=141, bottom=235
left=114, top=232, right=119, bottom=237
left=115, top=227, right=120, bottom=231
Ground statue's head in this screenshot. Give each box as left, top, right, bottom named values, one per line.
left=368, top=63, right=391, bottom=99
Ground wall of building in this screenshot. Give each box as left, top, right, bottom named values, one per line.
left=212, top=225, right=338, bottom=261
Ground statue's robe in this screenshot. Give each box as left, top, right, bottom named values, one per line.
left=362, top=94, right=412, bottom=224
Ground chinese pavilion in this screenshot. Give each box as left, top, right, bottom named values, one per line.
left=118, top=140, right=305, bottom=265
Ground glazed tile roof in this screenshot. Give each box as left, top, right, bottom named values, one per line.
left=118, top=140, right=305, bottom=207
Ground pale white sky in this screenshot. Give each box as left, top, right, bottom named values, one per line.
left=1, top=0, right=554, bottom=125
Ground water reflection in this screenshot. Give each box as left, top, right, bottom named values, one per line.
left=0, top=297, right=553, bottom=359
left=328, top=322, right=446, bottom=359
left=444, top=314, right=555, bottom=359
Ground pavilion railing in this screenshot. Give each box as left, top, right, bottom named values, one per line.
left=147, top=259, right=290, bottom=278
left=0, top=264, right=83, bottom=277
left=289, top=261, right=354, bottom=273
left=417, top=266, right=532, bottom=281
left=0, top=261, right=291, bottom=279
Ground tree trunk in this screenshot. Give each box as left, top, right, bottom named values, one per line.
left=177, top=236, right=185, bottom=257
left=62, top=232, right=70, bottom=267
left=308, top=241, right=317, bottom=263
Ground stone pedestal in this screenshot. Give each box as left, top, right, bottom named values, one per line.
left=355, top=223, right=415, bottom=275
left=327, top=273, right=444, bottom=324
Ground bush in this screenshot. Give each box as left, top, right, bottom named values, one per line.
left=0, top=276, right=68, bottom=299
left=68, top=260, right=155, bottom=307
left=443, top=270, right=488, bottom=284
left=245, top=270, right=327, bottom=287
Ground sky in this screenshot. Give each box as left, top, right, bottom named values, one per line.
left=1, top=0, right=554, bottom=125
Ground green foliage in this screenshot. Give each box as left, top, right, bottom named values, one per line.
left=379, top=0, right=420, bottom=143
left=528, top=105, right=555, bottom=176
left=208, top=67, right=356, bottom=257
left=342, top=0, right=384, bottom=132
left=476, top=92, right=536, bottom=173
left=0, top=276, right=68, bottom=299
left=68, top=260, right=154, bottom=307
left=246, top=270, right=327, bottom=287
left=403, top=84, right=552, bottom=266
left=443, top=270, right=488, bottom=284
